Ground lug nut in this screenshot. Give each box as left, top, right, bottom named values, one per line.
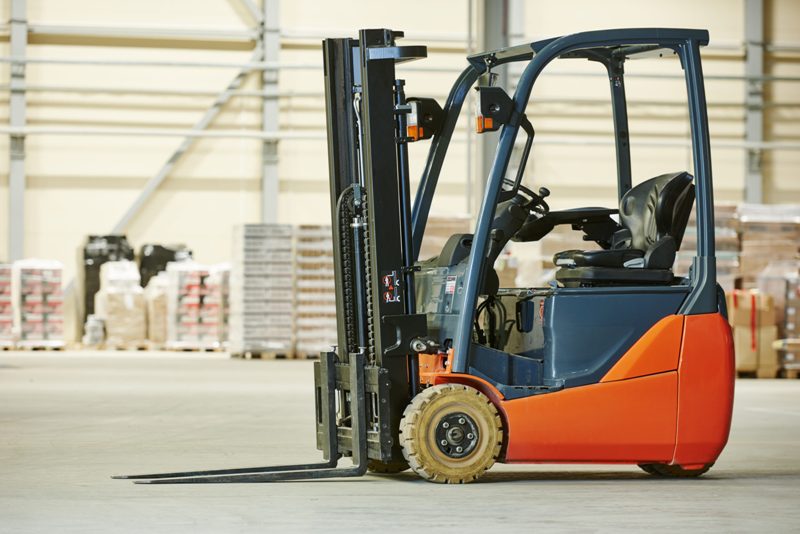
left=442, top=422, right=449, bottom=428
left=458, top=418, right=466, bottom=425
left=467, top=433, right=474, bottom=439
left=456, top=446, right=463, bottom=453
left=440, top=440, right=448, bottom=446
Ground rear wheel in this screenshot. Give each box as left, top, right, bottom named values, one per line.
left=638, top=463, right=714, bottom=478
left=367, top=458, right=409, bottom=474
left=399, top=384, right=503, bottom=484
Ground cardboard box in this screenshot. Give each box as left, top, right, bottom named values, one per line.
left=726, top=290, right=775, bottom=329
left=726, top=289, right=779, bottom=376
left=732, top=325, right=778, bottom=375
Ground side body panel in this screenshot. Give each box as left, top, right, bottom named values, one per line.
left=502, top=372, right=677, bottom=463
left=672, top=313, right=735, bottom=466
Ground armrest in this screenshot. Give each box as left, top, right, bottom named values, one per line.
left=512, top=207, right=620, bottom=245
left=547, top=207, right=619, bottom=224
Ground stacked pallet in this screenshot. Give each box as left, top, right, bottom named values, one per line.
left=0, top=264, right=12, bottom=348
left=229, top=225, right=294, bottom=357
left=94, top=260, right=146, bottom=349
left=757, top=261, right=800, bottom=375
left=215, top=266, right=231, bottom=347
left=165, top=262, right=230, bottom=351
left=294, top=225, right=337, bottom=358
left=418, top=216, right=472, bottom=261
left=737, top=204, right=800, bottom=289
left=12, top=259, right=64, bottom=349
left=726, top=289, right=779, bottom=378
left=144, top=272, right=169, bottom=347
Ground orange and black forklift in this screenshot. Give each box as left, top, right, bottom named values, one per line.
left=118, top=27, right=734, bottom=484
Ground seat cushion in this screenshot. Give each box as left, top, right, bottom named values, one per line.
left=555, top=266, right=675, bottom=287
left=554, top=249, right=645, bottom=268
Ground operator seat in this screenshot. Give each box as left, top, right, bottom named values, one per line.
left=554, top=171, right=695, bottom=287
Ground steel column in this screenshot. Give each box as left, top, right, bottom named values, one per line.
left=744, top=0, right=764, bottom=203
left=507, top=0, right=525, bottom=88
left=260, top=0, right=280, bottom=223
left=477, top=0, right=509, bottom=194
left=8, top=0, right=26, bottom=261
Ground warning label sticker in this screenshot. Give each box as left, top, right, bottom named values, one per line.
left=445, top=276, right=457, bottom=295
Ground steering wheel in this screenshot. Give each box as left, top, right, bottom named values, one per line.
left=503, top=179, right=551, bottom=216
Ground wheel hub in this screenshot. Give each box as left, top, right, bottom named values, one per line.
left=435, top=412, right=479, bottom=458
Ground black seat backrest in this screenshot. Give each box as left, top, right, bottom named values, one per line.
left=619, top=171, right=695, bottom=253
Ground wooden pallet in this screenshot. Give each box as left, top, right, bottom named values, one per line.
left=783, top=368, right=800, bottom=379
left=231, top=350, right=295, bottom=360
left=105, top=345, right=149, bottom=351
left=169, top=346, right=225, bottom=353
left=737, top=367, right=779, bottom=379
left=292, top=352, right=321, bottom=360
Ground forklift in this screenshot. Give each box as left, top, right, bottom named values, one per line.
left=117, top=27, right=734, bottom=484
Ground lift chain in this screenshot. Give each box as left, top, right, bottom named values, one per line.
left=338, top=187, right=358, bottom=354
left=361, top=194, right=376, bottom=362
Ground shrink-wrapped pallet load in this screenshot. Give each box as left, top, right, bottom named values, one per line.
left=726, top=289, right=779, bottom=378
left=294, top=225, right=336, bottom=358
left=94, top=260, right=146, bottom=349
left=229, top=224, right=294, bottom=357
left=12, top=259, right=65, bottom=349
left=736, top=204, right=800, bottom=289
left=165, top=262, right=230, bottom=350
left=0, top=264, right=13, bottom=347
left=144, top=272, right=169, bottom=347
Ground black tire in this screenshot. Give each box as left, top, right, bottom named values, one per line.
left=637, top=463, right=659, bottom=475
left=639, top=462, right=714, bottom=478
left=367, top=459, right=410, bottom=474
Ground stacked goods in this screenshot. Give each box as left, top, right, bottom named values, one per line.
left=138, top=244, right=192, bottom=288
left=81, top=315, right=104, bottom=347
left=144, top=272, right=169, bottom=347
left=12, top=259, right=65, bottom=348
left=736, top=204, right=800, bottom=289
left=418, top=216, right=472, bottom=261
left=166, top=262, right=230, bottom=350
left=677, top=202, right=740, bottom=291
left=77, top=235, right=134, bottom=336
left=294, top=225, right=336, bottom=358
left=0, top=264, right=13, bottom=347
left=774, top=339, right=800, bottom=378
left=229, top=224, right=294, bottom=357
left=675, top=227, right=739, bottom=291
left=726, top=289, right=779, bottom=378
left=94, top=261, right=146, bottom=349
left=209, top=264, right=231, bottom=346
left=757, top=261, right=800, bottom=372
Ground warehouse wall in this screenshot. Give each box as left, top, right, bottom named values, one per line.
left=0, top=0, right=797, bottom=290
left=765, top=0, right=800, bottom=203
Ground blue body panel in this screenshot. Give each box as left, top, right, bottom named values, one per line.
left=542, top=287, right=689, bottom=387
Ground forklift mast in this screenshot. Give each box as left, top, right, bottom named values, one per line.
left=318, top=29, right=428, bottom=464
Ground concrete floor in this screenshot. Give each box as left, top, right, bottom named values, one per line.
left=1, top=352, right=799, bottom=533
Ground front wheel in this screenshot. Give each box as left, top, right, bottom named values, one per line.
left=638, top=462, right=714, bottom=478
left=399, top=384, right=503, bottom=484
